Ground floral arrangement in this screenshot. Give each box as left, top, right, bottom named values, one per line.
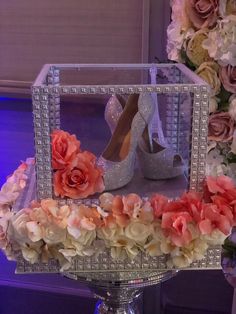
left=51, top=130, right=104, bottom=199
left=1, top=159, right=236, bottom=271
left=167, top=0, right=236, bottom=179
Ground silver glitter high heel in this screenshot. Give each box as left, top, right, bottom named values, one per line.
left=104, top=94, right=185, bottom=180
left=98, top=93, right=155, bottom=191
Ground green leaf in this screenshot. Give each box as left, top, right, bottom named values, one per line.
left=227, top=152, right=236, bottom=164
left=218, top=102, right=229, bottom=111
left=180, top=47, right=196, bottom=71
left=217, top=86, right=232, bottom=103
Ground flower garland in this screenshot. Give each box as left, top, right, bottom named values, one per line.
left=1, top=159, right=236, bottom=271
left=167, top=0, right=236, bottom=180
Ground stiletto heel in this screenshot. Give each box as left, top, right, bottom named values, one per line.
left=104, top=93, right=185, bottom=180
left=98, top=93, right=155, bottom=191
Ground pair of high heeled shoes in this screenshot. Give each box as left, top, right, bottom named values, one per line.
left=98, top=93, right=184, bottom=191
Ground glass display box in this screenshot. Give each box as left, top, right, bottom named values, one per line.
left=31, top=63, right=210, bottom=202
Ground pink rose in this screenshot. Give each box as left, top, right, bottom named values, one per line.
left=208, top=112, right=235, bottom=142
left=54, top=151, right=104, bottom=199
left=186, top=0, right=219, bottom=29
left=51, top=130, right=81, bottom=170
left=220, top=65, right=236, bottom=94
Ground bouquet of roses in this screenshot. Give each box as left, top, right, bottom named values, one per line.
left=167, top=0, right=236, bottom=180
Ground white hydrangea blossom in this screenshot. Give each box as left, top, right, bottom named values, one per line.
left=203, top=15, right=236, bottom=66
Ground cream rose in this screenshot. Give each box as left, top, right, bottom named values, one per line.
left=97, top=226, right=123, bottom=242
left=145, top=239, right=162, bottom=257
left=11, top=210, right=30, bottom=244
left=22, top=247, right=39, bottom=264
left=73, top=229, right=96, bottom=247
left=110, top=236, right=139, bottom=260
left=226, top=0, right=236, bottom=14
left=195, top=62, right=221, bottom=96
left=201, top=229, right=227, bottom=245
left=209, top=97, right=218, bottom=113
left=124, top=221, right=151, bottom=244
left=43, top=224, right=66, bottom=244
left=186, top=30, right=212, bottom=67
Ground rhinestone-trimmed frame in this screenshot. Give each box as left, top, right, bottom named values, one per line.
left=32, top=63, right=210, bottom=199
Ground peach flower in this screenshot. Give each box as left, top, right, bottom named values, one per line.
left=220, top=65, right=236, bottom=94
left=40, top=199, right=71, bottom=228
left=208, top=112, right=234, bottom=142
left=199, top=203, right=233, bottom=235
left=54, top=151, right=104, bottom=199
left=162, top=211, right=193, bottom=247
left=0, top=162, right=28, bottom=205
left=51, top=129, right=81, bottom=170
left=179, top=192, right=203, bottom=223
left=122, top=194, right=142, bottom=218
left=150, top=194, right=168, bottom=218
left=0, top=212, right=13, bottom=249
left=111, top=195, right=130, bottom=227
left=186, top=0, right=220, bottom=29
left=205, top=175, right=235, bottom=194
left=67, top=204, right=102, bottom=238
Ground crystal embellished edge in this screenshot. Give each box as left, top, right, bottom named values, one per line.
left=16, top=246, right=221, bottom=274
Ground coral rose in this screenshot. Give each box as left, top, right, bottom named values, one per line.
left=195, top=62, right=221, bottom=96
left=54, top=151, right=104, bottom=199
left=199, top=203, right=233, bottom=235
left=162, top=211, right=193, bottom=247
left=220, top=65, right=236, bottom=94
left=51, top=129, right=81, bottom=170
left=186, top=0, right=220, bottom=29
left=208, top=112, right=235, bottom=142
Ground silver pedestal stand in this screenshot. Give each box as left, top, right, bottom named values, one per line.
left=16, top=245, right=222, bottom=314
left=64, top=270, right=177, bottom=314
